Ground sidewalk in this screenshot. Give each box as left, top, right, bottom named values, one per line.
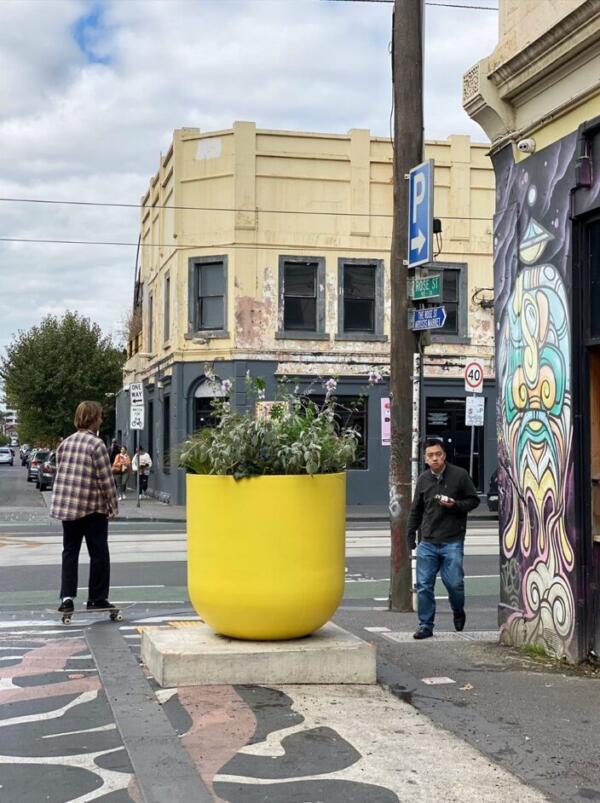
left=0, top=603, right=548, bottom=803
left=112, top=497, right=498, bottom=524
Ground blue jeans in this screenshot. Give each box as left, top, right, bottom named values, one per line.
left=416, top=540, right=465, bottom=631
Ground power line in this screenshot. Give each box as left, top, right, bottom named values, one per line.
left=0, top=196, right=493, bottom=222
left=0, top=235, right=492, bottom=254
left=323, top=0, right=497, bottom=9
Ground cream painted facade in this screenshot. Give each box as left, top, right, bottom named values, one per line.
left=118, top=123, right=495, bottom=506
left=464, top=0, right=600, bottom=661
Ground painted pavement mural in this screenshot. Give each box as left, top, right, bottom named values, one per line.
left=494, top=135, right=579, bottom=659
left=0, top=621, right=142, bottom=802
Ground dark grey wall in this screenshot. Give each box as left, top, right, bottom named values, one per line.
left=115, top=362, right=497, bottom=507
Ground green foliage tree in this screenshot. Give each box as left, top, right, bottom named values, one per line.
left=0, top=312, right=125, bottom=444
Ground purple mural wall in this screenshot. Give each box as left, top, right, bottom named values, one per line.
left=493, top=134, right=580, bottom=660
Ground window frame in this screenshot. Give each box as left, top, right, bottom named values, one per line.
left=276, top=255, right=328, bottom=341
left=186, top=255, right=229, bottom=338
left=428, top=261, right=470, bottom=344
left=336, top=258, right=387, bottom=342
left=147, top=291, right=154, bottom=353
left=163, top=273, right=171, bottom=345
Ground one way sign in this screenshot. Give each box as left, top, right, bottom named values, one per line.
left=407, top=159, right=434, bottom=269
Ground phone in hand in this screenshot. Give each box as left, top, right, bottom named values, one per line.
left=434, top=494, right=454, bottom=504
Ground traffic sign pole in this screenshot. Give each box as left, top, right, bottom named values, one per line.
left=463, top=360, right=485, bottom=480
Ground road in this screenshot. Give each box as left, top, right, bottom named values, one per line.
left=0, top=463, right=500, bottom=617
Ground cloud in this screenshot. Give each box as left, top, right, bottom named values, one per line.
left=0, top=0, right=498, bottom=353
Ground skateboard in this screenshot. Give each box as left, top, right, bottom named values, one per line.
left=49, top=606, right=125, bottom=625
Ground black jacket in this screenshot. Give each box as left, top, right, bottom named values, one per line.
left=407, top=462, right=479, bottom=546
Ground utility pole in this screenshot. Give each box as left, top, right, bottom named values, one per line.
left=389, top=0, right=424, bottom=611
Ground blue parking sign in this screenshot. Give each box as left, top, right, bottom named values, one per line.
left=407, top=159, right=434, bottom=269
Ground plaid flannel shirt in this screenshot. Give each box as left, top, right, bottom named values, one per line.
left=50, top=429, right=118, bottom=521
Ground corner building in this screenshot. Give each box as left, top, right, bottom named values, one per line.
left=116, top=123, right=495, bottom=508
left=464, top=0, right=600, bottom=661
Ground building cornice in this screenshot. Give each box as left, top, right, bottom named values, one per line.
left=488, top=0, right=600, bottom=102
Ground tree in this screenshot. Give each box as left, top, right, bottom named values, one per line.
left=0, top=312, right=125, bottom=444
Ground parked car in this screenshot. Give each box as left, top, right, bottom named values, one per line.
left=0, top=447, right=14, bottom=466
left=36, top=451, right=56, bottom=491
left=27, top=449, right=49, bottom=482
left=487, top=470, right=499, bottom=513
left=19, top=444, right=31, bottom=465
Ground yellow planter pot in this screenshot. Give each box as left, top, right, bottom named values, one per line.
left=186, top=472, right=346, bottom=640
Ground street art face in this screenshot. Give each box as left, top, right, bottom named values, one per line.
left=494, top=135, right=578, bottom=659
left=498, top=264, right=574, bottom=654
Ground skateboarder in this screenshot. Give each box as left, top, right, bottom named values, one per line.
left=50, top=401, right=119, bottom=615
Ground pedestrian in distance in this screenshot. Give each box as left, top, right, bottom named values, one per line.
left=112, top=445, right=131, bottom=501
left=109, top=438, right=120, bottom=464
left=407, top=438, right=479, bottom=640
left=132, top=445, right=152, bottom=498
left=50, top=400, right=119, bottom=615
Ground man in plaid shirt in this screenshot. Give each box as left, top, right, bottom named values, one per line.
left=51, top=400, right=119, bottom=613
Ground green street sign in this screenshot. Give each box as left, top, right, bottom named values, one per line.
left=410, top=274, right=441, bottom=300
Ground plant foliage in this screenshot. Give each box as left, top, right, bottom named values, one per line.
left=0, top=312, right=125, bottom=444
left=179, top=374, right=360, bottom=478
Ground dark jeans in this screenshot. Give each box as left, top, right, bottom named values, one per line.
left=138, top=473, right=148, bottom=494
left=60, top=512, right=110, bottom=602
left=416, top=540, right=465, bottom=631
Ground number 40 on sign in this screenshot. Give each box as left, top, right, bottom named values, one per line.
left=464, top=359, right=484, bottom=394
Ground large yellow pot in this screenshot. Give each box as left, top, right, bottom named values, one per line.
left=186, top=472, right=346, bottom=640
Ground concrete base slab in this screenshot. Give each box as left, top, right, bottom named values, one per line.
left=141, top=621, right=376, bottom=687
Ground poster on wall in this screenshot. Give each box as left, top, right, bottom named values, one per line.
left=381, top=397, right=391, bottom=446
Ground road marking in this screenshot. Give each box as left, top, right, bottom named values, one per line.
left=383, top=630, right=499, bottom=643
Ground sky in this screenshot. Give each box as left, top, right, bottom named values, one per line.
left=0, top=0, right=499, bottom=377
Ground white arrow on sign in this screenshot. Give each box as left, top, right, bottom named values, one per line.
left=410, top=229, right=426, bottom=254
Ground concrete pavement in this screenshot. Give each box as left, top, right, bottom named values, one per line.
left=0, top=606, right=549, bottom=803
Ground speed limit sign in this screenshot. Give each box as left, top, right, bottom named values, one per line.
left=464, top=359, right=484, bottom=393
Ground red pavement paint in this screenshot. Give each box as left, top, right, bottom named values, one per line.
left=127, top=777, right=145, bottom=803
left=0, top=637, right=87, bottom=681
left=0, top=637, right=100, bottom=703
left=179, top=685, right=255, bottom=802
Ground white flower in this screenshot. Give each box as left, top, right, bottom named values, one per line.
left=368, top=369, right=383, bottom=385
left=257, top=388, right=266, bottom=400
left=294, top=384, right=300, bottom=395
left=324, top=378, right=337, bottom=394
left=221, top=379, right=233, bottom=393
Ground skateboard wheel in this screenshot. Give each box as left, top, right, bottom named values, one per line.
left=63, top=615, right=72, bottom=625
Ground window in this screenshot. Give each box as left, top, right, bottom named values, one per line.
left=429, top=262, right=469, bottom=343
left=193, top=378, right=228, bottom=431
left=277, top=256, right=327, bottom=339
left=309, top=395, right=368, bottom=470
left=164, top=274, right=170, bottom=342
left=589, top=221, right=600, bottom=341
left=441, top=270, right=459, bottom=335
left=163, top=395, right=171, bottom=472
left=338, top=259, right=385, bottom=340
left=147, top=400, right=154, bottom=460
left=187, top=256, right=228, bottom=334
left=147, top=293, right=154, bottom=353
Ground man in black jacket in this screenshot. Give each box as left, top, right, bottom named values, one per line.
left=407, top=439, right=479, bottom=640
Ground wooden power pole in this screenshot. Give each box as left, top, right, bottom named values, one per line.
left=389, top=0, right=424, bottom=611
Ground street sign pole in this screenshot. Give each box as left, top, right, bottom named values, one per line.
left=129, top=382, right=145, bottom=509
left=469, top=395, right=476, bottom=478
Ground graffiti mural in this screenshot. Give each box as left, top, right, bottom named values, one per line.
left=494, top=135, right=579, bottom=659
